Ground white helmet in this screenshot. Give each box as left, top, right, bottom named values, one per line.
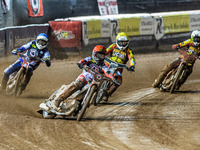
left=191, top=30, right=200, bottom=46
left=36, top=33, right=49, bottom=49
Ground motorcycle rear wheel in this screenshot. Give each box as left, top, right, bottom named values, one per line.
left=77, top=85, right=96, bottom=121
left=170, top=64, right=184, bottom=93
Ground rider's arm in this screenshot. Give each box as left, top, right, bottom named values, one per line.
left=105, top=44, right=116, bottom=55
left=17, top=41, right=34, bottom=53
left=42, top=51, right=51, bottom=67
left=127, top=48, right=136, bottom=67
left=78, top=57, right=91, bottom=65
left=172, top=39, right=193, bottom=50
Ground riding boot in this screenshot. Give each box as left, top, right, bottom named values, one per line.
left=50, top=80, right=83, bottom=110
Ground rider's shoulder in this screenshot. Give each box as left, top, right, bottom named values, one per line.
left=126, top=47, right=133, bottom=52
left=107, top=43, right=117, bottom=49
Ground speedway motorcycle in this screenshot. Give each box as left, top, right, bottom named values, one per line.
left=160, top=48, right=198, bottom=93
left=5, top=53, right=41, bottom=97
left=37, top=65, right=119, bottom=121
left=93, top=56, right=129, bottom=106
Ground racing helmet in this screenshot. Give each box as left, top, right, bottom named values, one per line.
left=191, top=30, right=200, bottom=46
left=36, top=33, right=49, bottom=50
left=92, top=45, right=106, bottom=65
left=116, top=32, right=129, bottom=50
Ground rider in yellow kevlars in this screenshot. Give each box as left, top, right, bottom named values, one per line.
left=104, top=32, right=136, bottom=101
left=152, top=30, right=200, bottom=90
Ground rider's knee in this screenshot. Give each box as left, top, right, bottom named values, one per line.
left=73, top=79, right=84, bottom=89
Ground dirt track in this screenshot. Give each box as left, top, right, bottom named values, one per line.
left=0, top=51, right=200, bottom=150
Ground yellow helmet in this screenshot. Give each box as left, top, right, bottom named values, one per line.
left=116, top=32, right=129, bottom=50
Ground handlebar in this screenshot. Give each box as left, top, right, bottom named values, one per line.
left=18, top=53, right=41, bottom=62
left=105, top=56, right=129, bottom=71
left=82, top=65, right=120, bottom=85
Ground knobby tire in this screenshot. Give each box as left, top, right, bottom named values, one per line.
left=77, top=85, right=96, bottom=121
left=94, top=81, right=108, bottom=106
left=14, top=68, right=25, bottom=98
left=170, top=64, right=184, bottom=93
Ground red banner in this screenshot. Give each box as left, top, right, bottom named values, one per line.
left=27, top=0, right=44, bottom=17
left=49, top=21, right=82, bottom=49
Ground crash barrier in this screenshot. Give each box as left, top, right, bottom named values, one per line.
left=1, top=10, right=200, bottom=58
left=0, top=24, right=49, bottom=57
left=51, top=10, right=200, bottom=53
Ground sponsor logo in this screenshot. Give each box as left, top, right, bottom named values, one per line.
left=52, top=30, right=75, bottom=40
left=30, top=0, right=40, bottom=16
left=32, top=44, right=36, bottom=48
left=30, top=49, right=38, bottom=57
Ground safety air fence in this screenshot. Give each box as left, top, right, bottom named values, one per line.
left=1, top=10, right=200, bottom=58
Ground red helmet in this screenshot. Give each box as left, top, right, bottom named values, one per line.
left=92, top=45, right=106, bottom=65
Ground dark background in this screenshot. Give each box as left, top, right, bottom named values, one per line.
left=12, top=0, right=200, bottom=26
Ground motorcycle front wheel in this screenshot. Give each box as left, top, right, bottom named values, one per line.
left=77, top=85, right=97, bottom=121
left=15, top=68, right=26, bottom=98
left=170, top=64, right=184, bottom=93
left=94, top=81, right=108, bottom=106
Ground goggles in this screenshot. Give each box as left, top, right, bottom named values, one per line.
left=96, top=53, right=105, bottom=59
left=37, top=39, right=48, bottom=46
left=118, top=41, right=128, bottom=47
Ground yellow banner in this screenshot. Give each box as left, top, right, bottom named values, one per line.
left=87, top=20, right=101, bottom=39
left=163, top=14, right=190, bottom=34
left=118, top=17, right=141, bottom=36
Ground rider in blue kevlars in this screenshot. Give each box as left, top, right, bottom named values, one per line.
left=0, top=33, right=51, bottom=92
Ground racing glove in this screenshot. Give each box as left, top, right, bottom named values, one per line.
left=77, top=63, right=83, bottom=69
left=128, top=66, right=135, bottom=72
left=42, top=56, right=50, bottom=62
left=172, top=44, right=180, bottom=50
left=12, top=49, right=18, bottom=55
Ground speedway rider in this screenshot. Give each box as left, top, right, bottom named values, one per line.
left=104, top=32, right=136, bottom=101
left=152, top=30, right=200, bottom=89
left=46, top=45, right=115, bottom=111
left=0, top=33, right=51, bottom=92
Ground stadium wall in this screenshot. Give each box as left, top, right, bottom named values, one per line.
left=1, top=10, right=200, bottom=58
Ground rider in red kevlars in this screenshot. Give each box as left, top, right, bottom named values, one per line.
left=47, top=45, right=115, bottom=111
left=0, top=33, right=51, bottom=92
left=152, top=30, right=200, bottom=89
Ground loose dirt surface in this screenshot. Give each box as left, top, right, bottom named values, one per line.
left=0, top=52, right=200, bottom=150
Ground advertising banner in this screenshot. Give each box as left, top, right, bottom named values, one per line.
left=97, top=0, right=118, bottom=15
left=154, top=16, right=164, bottom=40
left=27, top=0, right=44, bottom=17
left=163, top=14, right=190, bottom=34
left=101, top=18, right=110, bottom=38
left=118, top=17, right=140, bottom=36
left=140, top=17, right=154, bottom=35
left=87, top=19, right=102, bottom=39
left=49, top=21, right=82, bottom=49
left=110, top=18, right=119, bottom=43
left=82, top=21, right=89, bottom=46
left=190, top=14, right=200, bottom=31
